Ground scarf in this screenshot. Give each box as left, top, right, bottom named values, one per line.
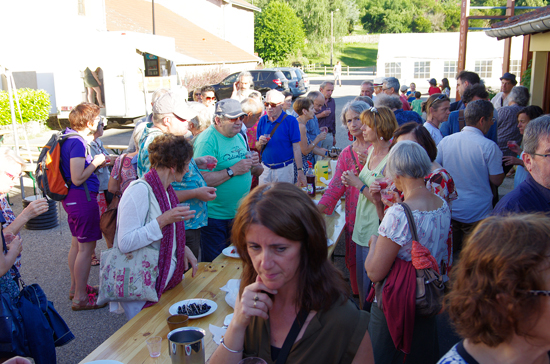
left=143, top=168, right=186, bottom=308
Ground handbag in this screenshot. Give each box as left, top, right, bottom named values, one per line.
left=100, top=154, right=127, bottom=249
left=0, top=230, right=74, bottom=363
left=399, top=203, right=445, bottom=317
left=97, top=179, right=161, bottom=305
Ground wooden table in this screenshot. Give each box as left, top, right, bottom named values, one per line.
left=80, top=262, right=242, bottom=363
left=104, top=144, right=129, bottom=155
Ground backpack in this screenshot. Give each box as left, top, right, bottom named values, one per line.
left=35, top=131, right=90, bottom=201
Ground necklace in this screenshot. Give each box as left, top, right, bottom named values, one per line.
left=403, top=185, right=425, bottom=200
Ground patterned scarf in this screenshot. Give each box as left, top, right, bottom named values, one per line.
left=143, top=168, right=186, bottom=307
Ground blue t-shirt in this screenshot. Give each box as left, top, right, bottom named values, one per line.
left=306, top=116, right=321, bottom=143
left=60, top=128, right=99, bottom=193
left=256, top=112, right=301, bottom=165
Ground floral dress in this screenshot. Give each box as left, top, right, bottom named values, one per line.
left=0, top=195, right=21, bottom=276
left=0, top=214, right=20, bottom=300
left=319, top=145, right=366, bottom=294
left=110, top=154, right=138, bottom=194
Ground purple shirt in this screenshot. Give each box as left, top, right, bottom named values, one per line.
left=317, top=97, right=336, bottom=135
left=60, top=128, right=99, bottom=192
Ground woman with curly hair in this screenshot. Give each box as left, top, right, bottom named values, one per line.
left=112, top=134, right=198, bottom=320
left=439, top=214, right=550, bottom=364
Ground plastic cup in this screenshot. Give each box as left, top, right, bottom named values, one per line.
left=177, top=203, right=190, bottom=208
left=206, top=163, right=216, bottom=171
left=167, top=314, right=189, bottom=331
left=146, top=336, right=162, bottom=358
left=263, top=134, right=271, bottom=141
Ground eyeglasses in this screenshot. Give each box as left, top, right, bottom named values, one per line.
left=532, top=153, right=550, bottom=158
left=4, top=171, right=22, bottom=180
left=264, top=102, right=281, bottom=108
left=205, top=97, right=216, bottom=101
left=529, top=290, right=550, bottom=296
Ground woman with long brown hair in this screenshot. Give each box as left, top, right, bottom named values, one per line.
left=210, top=183, right=373, bottom=364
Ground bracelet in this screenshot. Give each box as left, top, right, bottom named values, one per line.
left=297, top=167, right=303, bottom=171
left=220, top=337, right=243, bottom=353
left=325, top=150, right=328, bottom=156
left=359, top=185, right=367, bottom=193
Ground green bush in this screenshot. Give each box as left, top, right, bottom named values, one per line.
left=0, top=88, right=51, bottom=126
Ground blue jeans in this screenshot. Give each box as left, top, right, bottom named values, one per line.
left=200, top=218, right=233, bottom=262
left=356, top=244, right=371, bottom=307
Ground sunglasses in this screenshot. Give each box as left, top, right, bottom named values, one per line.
left=205, top=96, right=216, bottom=101
left=173, top=114, right=188, bottom=123
left=228, top=115, right=246, bottom=122
left=264, top=102, right=281, bottom=108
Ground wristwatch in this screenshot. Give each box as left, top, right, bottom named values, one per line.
left=226, top=168, right=234, bottom=178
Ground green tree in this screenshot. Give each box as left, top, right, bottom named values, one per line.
left=254, top=1, right=306, bottom=62
left=412, top=15, right=433, bottom=32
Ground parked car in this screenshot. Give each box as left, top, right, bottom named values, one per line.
left=275, top=67, right=308, bottom=97
left=207, top=70, right=289, bottom=101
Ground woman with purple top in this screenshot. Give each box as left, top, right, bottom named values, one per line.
left=61, top=102, right=108, bottom=311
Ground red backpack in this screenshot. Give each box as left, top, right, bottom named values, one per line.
left=35, top=131, right=90, bottom=201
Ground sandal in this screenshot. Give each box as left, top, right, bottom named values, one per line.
left=91, top=255, right=100, bottom=266
left=72, top=293, right=107, bottom=311
left=69, top=284, right=99, bottom=300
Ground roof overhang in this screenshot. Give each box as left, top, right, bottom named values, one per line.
left=485, top=13, right=550, bottom=39
left=222, top=0, right=261, bottom=12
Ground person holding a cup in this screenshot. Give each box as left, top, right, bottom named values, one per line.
left=210, top=183, right=374, bottom=364
left=114, top=134, right=198, bottom=320
left=0, top=147, right=49, bottom=276
left=318, top=100, right=372, bottom=296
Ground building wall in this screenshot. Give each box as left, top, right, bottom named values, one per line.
left=376, top=32, right=523, bottom=93
left=154, top=0, right=255, bottom=54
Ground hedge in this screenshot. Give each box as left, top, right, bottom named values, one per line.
left=0, top=88, right=51, bottom=126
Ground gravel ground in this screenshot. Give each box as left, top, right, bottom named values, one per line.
left=5, top=75, right=513, bottom=362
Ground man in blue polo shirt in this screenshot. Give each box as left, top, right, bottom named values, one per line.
left=493, top=115, right=550, bottom=215
left=257, top=90, right=306, bottom=186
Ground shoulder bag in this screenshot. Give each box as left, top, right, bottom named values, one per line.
left=260, top=114, right=286, bottom=155
left=97, top=179, right=161, bottom=305
left=99, top=154, right=127, bottom=249
left=399, top=203, right=445, bottom=317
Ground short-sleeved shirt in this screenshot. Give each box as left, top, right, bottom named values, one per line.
left=411, top=99, right=422, bottom=116
left=173, top=159, right=208, bottom=229
left=352, top=150, right=388, bottom=247
left=60, top=128, right=99, bottom=193
left=137, top=124, right=208, bottom=229
left=423, top=122, right=443, bottom=145
left=491, top=92, right=510, bottom=110
left=440, top=110, right=498, bottom=143
left=90, top=138, right=110, bottom=191
left=194, top=125, right=251, bottom=220
left=378, top=197, right=450, bottom=267
left=110, top=154, right=138, bottom=194
left=493, top=173, right=550, bottom=215
left=256, top=112, right=301, bottom=165
left=436, top=126, right=503, bottom=223
left=306, top=116, right=321, bottom=143
left=317, top=98, right=337, bottom=134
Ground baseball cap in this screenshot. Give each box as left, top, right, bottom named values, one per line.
left=373, top=77, right=385, bottom=86
left=153, top=90, right=198, bottom=120
left=265, top=90, right=285, bottom=105
left=428, top=78, right=437, bottom=85
left=214, top=99, right=246, bottom=118
left=500, top=72, right=517, bottom=84
left=400, top=85, right=409, bottom=92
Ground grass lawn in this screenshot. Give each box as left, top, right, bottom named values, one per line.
left=307, top=43, right=378, bottom=68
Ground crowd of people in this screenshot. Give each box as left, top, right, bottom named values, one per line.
left=1, top=67, right=549, bottom=363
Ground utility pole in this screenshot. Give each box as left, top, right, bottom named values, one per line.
left=330, top=11, right=334, bottom=67
left=152, top=0, right=156, bottom=35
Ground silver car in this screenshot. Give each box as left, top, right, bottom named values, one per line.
left=275, top=67, right=309, bottom=97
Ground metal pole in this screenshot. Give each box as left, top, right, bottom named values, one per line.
left=330, top=11, right=334, bottom=67
left=152, top=0, right=156, bottom=35
left=502, top=0, right=515, bottom=74
left=457, top=0, right=470, bottom=101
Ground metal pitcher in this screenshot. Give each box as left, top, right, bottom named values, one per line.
left=167, top=327, right=206, bottom=364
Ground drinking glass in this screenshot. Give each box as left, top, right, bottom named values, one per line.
left=146, top=336, right=162, bottom=358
